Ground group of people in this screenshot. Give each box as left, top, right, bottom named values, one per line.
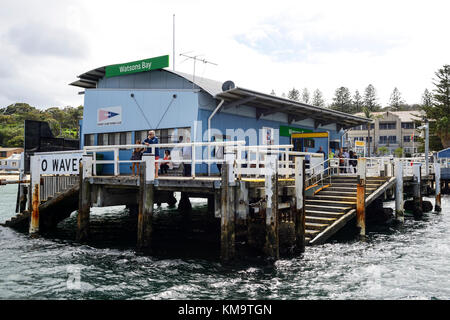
left=329, top=147, right=358, bottom=173
left=130, top=130, right=193, bottom=178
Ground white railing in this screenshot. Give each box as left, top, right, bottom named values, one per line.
left=229, top=144, right=324, bottom=178
left=83, top=140, right=246, bottom=178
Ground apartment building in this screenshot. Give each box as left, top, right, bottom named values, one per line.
left=347, top=111, right=425, bottom=156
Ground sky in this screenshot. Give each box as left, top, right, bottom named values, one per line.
left=0, top=0, right=449, bottom=109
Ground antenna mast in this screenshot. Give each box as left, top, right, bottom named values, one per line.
left=179, top=53, right=218, bottom=88
left=173, top=14, right=175, bottom=71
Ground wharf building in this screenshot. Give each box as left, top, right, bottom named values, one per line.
left=70, top=55, right=368, bottom=175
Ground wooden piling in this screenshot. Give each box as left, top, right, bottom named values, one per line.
left=220, top=156, right=235, bottom=263
left=77, top=160, right=91, bottom=242
left=29, top=156, right=40, bottom=236
left=434, top=163, right=441, bottom=212
left=264, top=155, right=279, bottom=260
left=137, top=159, right=155, bottom=254
left=394, top=159, right=404, bottom=223
left=412, top=163, right=423, bottom=217
left=294, top=157, right=305, bottom=253
left=356, top=158, right=366, bottom=237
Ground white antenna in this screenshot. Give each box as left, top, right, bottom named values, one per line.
left=173, top=14, right=175, bottom=71
left=179, top=52, right=218, bottom=88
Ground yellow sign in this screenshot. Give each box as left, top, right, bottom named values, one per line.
left=355, top=141, right=365, bottom=147
left=291, top=132, right=329, bottom=139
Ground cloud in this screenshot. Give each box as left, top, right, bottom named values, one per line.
left=6, top=22, right=88, bottom=58
left=234, top=15, right=407, bottom=63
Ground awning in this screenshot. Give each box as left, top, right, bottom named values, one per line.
left=215, top=87, right=369, bottom=130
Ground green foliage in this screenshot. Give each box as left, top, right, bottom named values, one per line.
left=287, top=88, right=300, bottom=101
left=330, top=87, right=353, bottom=113
left=0, top=103, right=83, bottom=147
left=312, top=89, right=325, bottom=107
left=389, top=87, right=405, bottom=111
left=363, top=84, right=380, bottom=112
left=394, top=147, right=403, bottom=157
left=378, top=146, right=388, bottom=155
left=423, top=65, right=450, bottom=148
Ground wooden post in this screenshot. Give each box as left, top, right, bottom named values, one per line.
left=294, top=157, right=305, bottom=253
left=412, top=163, right=423, bottom=217
left=77, top=156, right=92, bottom=242
left=264, top=155, right=279, bottom=260
left=434, top=162, right=441, bottom=212
left=220, top=153, right=235, bottom=263
left=29, top=155, right=40, bottom=236
left=394, top=159, right=404, bottom=223
left=356, top=158, right=366, bottom=237
left=137, top=156, right=155, bottom=254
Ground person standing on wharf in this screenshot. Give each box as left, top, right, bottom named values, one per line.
left=143, top=130, right=160, bottom=178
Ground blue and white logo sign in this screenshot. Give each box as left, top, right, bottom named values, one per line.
left=97, top=106, right=122, bottom=126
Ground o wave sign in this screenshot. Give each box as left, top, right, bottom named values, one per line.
left=97, top=106, right=122, bottom=126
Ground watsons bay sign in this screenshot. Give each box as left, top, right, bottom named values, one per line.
left=105, top=55, right=169, bottom=78
left=39, top=153, right=84, bottom=175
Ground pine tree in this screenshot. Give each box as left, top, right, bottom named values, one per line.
left=301, top=88, right=310, bottom=104
left=270, top=89, right=276, bottom=96
left=287, top=88, right=300, bottom=101
left=330, top=87, right=352, bottom=113
left=363, top=84, right=380, bottom=112
left=353, top=90, right=364, bottom=114
left=423, top=65, right=450, bottom=148
left=389, top=87, right=405, bottom=111
left=421, top=88, right=433, bottom=108
left=312, top=89, right=325, bottom=107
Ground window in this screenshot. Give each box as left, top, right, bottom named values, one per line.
left=388, top=136, right=397, bottom=143
left=379, top=136, right=388, bottom=144
left=84, top=134, right=94, bottom=146
left=135, top=127, right=191, bottom=144
left=379, top=122, right=396, bottom=130
left=365, top=136, right=373, bottom=142
left=401, top=122, right=414, bottom=129
left=403, top=136, right=411, bottom=142
left=97, top=133, right=108, bottom=146
left=0, top=152, right=6, bottom=158
left=119, top=132, right=131, bottom=145
left=361, top=123, right=374, bottom=130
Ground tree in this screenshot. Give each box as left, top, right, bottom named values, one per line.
left=378, top=146, right=388, bottom=156
left=363, top=84, right=380, bottom=112
left=330, top=87, right=353, bottom=113
left=312, top=89, right=326, bottom=107
left=423, top=65, right=450, bottom=148
left=301, top=88, right=310, bottom=104
left=421, top=89, right=433, bottom=108
left=389, top=87, right=405, bottom=111
left=270, top=89, right=276, bottom=96
left=394, top=147, right=403, bottom=158
left=287, top=88, right=300, bottom=101
left=353, top=90, right=364, bottom=114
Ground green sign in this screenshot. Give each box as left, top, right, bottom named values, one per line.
left=279, top=125, right=313, bottom=137
left=105, top=55, right=169, bottom=78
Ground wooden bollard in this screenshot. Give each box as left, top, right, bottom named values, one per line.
left=29, top=155, right=40, bottom=236
left=77, top=156, right=92, bottom=242
left=434, top=162, right=441, bottom=212
left=412, top=163, right=423, bottom=217
left=264, top=155, right=279, bottom=260
left=394, top=159, right=404, bottom=223
left=220, top=153, right=235, bottom=263
left=137, top=156, right=155, bottom=254
left=294, top=157, right=305, bottom=253
left=356, top=158, right=366, bottom=237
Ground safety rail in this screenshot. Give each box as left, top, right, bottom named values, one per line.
left=83, top=141, right=246, bottom=178
left=229, top=144, right=324, bottom=178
